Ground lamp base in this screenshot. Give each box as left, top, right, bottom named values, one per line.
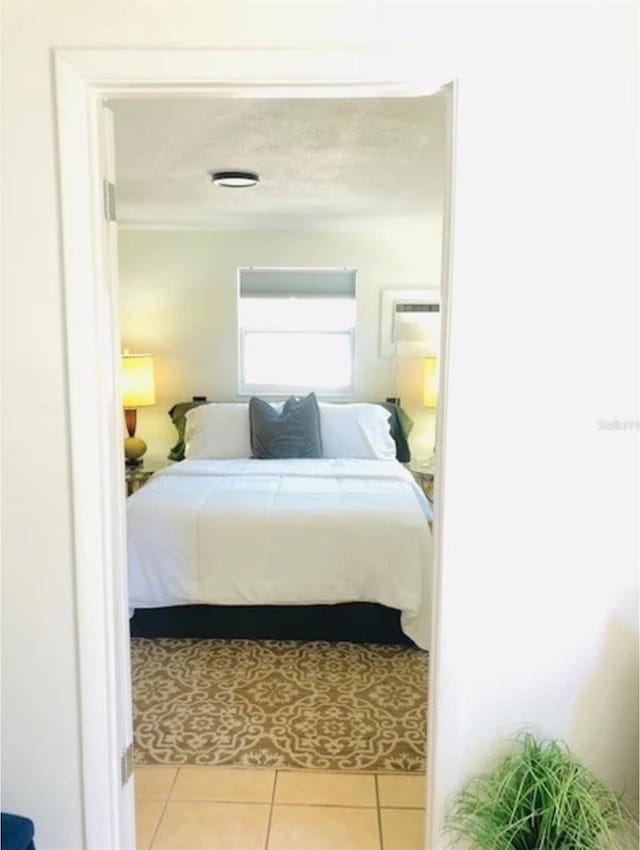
left=124, top=435, right=147, bottom=467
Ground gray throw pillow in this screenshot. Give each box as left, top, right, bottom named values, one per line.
left=249, top=393, right=322, bottom=459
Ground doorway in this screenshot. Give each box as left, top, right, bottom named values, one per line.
left=54, top=48, right=455, bottom=850
left=113, top=91, right=446, bottom=850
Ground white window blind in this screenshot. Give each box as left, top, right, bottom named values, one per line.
left=238, top=267, right=357, bottom=396
left=240, top=268, right=356, bottom=299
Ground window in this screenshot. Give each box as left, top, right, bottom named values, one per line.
left=238, top=268, right=357, bottom=396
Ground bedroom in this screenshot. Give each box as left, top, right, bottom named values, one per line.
left=3, top=5, right=638, bottom=850
left=114, top=92, right=448, bottom=850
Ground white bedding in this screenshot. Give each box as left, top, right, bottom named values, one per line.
left=127, top=458, right=433, bottom=649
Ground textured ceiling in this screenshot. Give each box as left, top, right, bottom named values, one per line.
left=112, top=94, right=447, bottom=229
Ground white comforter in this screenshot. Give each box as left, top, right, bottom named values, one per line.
left=127, top=458, right=433, bottom=649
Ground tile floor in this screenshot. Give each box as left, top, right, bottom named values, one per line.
left=135, top=766, right=426, bottom=850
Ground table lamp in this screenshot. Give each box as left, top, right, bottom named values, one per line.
left=418, top=356, right=439, bottom=470
left=121, top=351, right=156, bottom=467
left=423, top=357, right=439, bottom=408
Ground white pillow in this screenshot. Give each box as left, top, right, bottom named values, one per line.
left=185, top=403, right=252, bottom=459
left=319, top=403, right=396, bottom=460
left=184, top=401, right=285, bottom=459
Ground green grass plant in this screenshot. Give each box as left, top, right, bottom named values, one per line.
left=445, top=733, right=637, bottom=850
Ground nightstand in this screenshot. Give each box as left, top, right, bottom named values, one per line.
left=125, top=459, right=170, bottom=496
left=409, top=459, right=435, bottom=505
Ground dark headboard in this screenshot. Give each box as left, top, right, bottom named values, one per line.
left=168, top=399, right=413, bottom=463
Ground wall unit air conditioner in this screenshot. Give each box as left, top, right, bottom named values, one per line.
left=380, top=289, right=440, bottom=357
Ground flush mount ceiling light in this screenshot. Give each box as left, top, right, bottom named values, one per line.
left=210, top=170, right=260, bottom=188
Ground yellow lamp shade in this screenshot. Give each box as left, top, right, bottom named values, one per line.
left=423, top=357, right=439, bottom=408
left=121, top=353, right=156, bottom=408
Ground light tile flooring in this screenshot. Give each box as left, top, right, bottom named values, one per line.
left=135, top=766, right=426, bottom=850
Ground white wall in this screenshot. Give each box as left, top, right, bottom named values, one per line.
left=1, top=2, right=637, bottom=849
left=428, top=0, right=639, bottom=832
left=118, top=223, right=442, bottom=461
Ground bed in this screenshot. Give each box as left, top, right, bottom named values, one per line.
left=127, top=399, right=434, bottom=649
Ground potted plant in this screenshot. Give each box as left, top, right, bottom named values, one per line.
left=445, top=732, right=637, bottom=849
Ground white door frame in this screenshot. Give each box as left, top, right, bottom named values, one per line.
left=54, top=47, right=456, bottom=850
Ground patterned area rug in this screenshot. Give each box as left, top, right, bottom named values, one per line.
left=131, top=638, right=428, bottom=772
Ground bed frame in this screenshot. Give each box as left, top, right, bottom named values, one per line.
left=129, top=602, right=414, bottom=645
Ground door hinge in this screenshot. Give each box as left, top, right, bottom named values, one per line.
left=103, top=179, right=117, bottom=222
left=121, top=742, right=134, bottom=785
